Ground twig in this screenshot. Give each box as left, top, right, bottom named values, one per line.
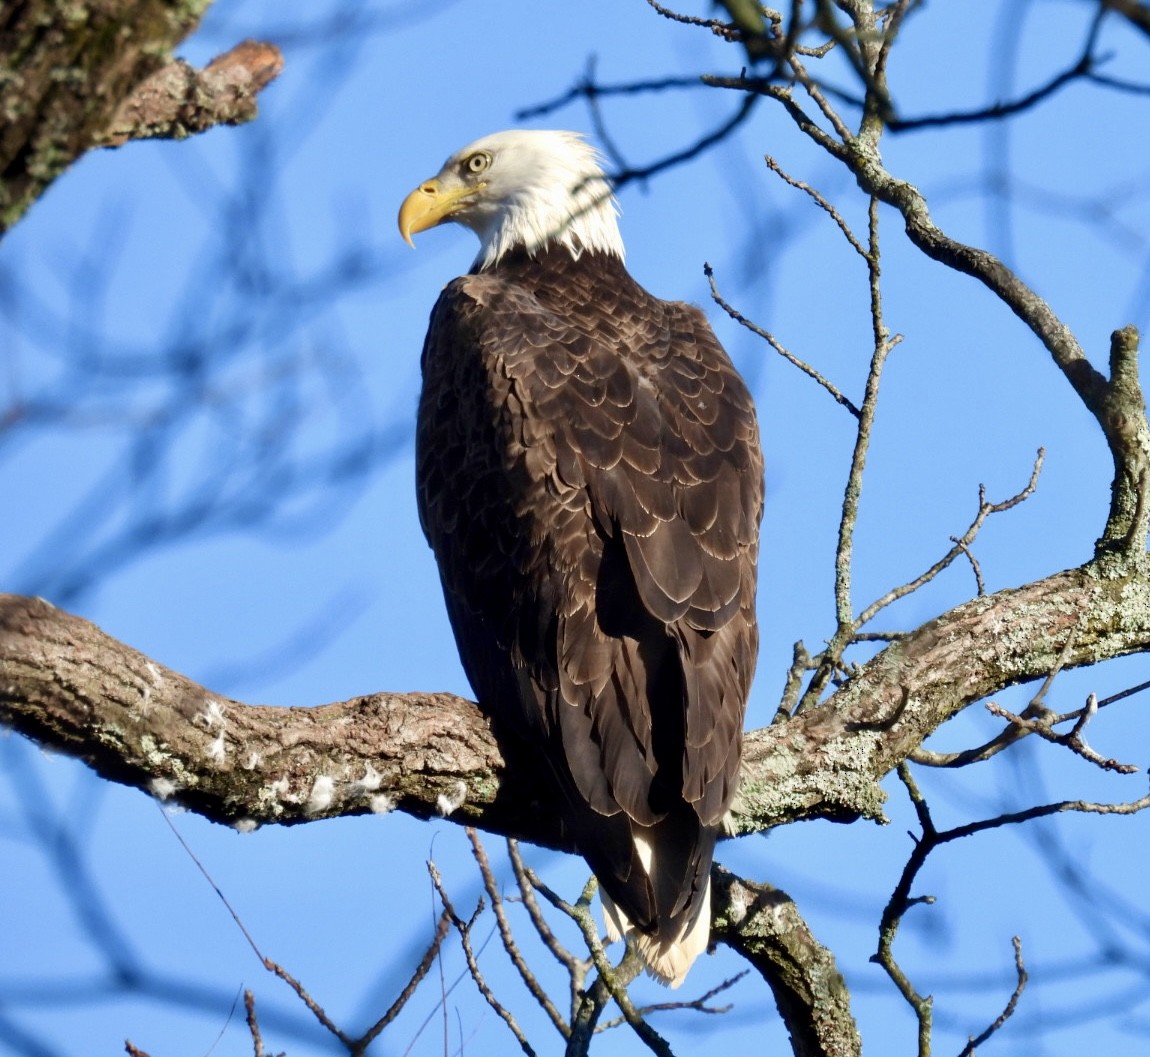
left=852, top=449, right=1045, bottom=633
left=886, top=13, right=1106, bottom=131
left=355, top=908, right=453, bottom=1052
left=873, top=767, right=934, bottom=1057
left=261, top=960, right=348, bottom=1042
left=911, top=619, right=1080, bottom=768
left=244, top=991, right=267, bottom=1057
left=871, top=762, right=1137, bottom=1057
left=468, top=829, right=570, bottom=1037
left=205, top=987, right=245, bottom=1057
left=508, top=840, right=583, bottom=977
left=986, top=698, right=1140, bottom=774
left=913, top=676, right=1150, bottom=769
left=835, top=196, right=894, bottom=629
left=949, top=536, right=985, bottom=596
left=515, top=863, right=675, bottom=1056
left=612, top=95, right=759, bottom=191
left=777, top=640, right=814, bottom=719
left=1086, top=71, right=1150, bottom=95
left=875, top=763, right=1150, bottom=1054
left=908, top=708, right=1028, bottom=769
left=597, top=971, right=747, bottom=1028
left=957, top=937, right=1028, bottom=1057
left=163, top=806, right=352, bottom=1043
left=798, top=197, right=897, bottom=711
left=764, top=154, right=869, bottom=258
left=159, top=804, right=448, bottom=1053
left=1059, top=676, right=1150, bottom=719
left=705, top=264, right=861, bottom=417
left=428, top=861, right=538, bottom=1057
left=516, top=75, right=709, bottom=120
left=643, top=0, right=729, bottom=32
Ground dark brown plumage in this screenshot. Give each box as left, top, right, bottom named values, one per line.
left=414, top=241, right=762, bottom=984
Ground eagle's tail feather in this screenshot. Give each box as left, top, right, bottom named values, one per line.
left=600, top=878, right=711, bottom=988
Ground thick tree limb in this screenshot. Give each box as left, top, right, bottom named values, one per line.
left=3, top=560, right=1149, bottom=844
left=0, top=1, right=280, bottom=234
left=711, top=868, right=860, bottom=1057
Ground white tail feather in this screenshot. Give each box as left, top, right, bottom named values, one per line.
left=600, top=877, right=712, bottom=989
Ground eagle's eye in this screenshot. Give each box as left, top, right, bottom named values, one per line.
left=464, top=151, right=492, bottom=176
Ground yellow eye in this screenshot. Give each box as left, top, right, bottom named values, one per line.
left=464, top=151, right=491, bottom=175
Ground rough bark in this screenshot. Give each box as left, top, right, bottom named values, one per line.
left=4, top=559, right=1149, bottom=841
left=712, top=868, right=861, bottom=1057
left=6, top=558, right=1147, bottom=1057
left=0, top=0, right=280, bottom=234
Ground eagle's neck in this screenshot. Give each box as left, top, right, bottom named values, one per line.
left=472, top=179, right=625, bottom=272
left=471, top=244, right=633, bottom=289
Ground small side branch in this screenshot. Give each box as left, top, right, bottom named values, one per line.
left=876, top=762, right=1150, bottom=1056
left=763, top=154, right=869, bottom=259
left=516, top=865, right=672, bottom=1057
left=986, top=696, right=1140, bottom=774
left=885, top=11, right=1105, bottom=131
left=429, top=862, right=537, bottom=1057
left=852, top=449, right=1045, bottom=634
left=705, top=265, right=860, bottom=416
left=96, top=41, right=284, bottom=148
left=468, top=830, right=569, bottom=1038
left=957, top=937, right=1028, bottom=1057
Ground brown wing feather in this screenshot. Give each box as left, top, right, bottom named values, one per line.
left=416, top=247, right=762, bottom=945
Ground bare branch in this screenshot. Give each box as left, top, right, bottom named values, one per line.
left=835, top=197, right=894, bottom=629
left=429, top=863, right=537, bottom=1057
left=845, top=156, right=1150, bottom=559
left=872, top=769, right=934, bottom=1057
left=1060, top=676, right=1150, bottom=719
left=356, top=910, right=453, bottom=1053
left=877, top=760, right=1150, bottom=1049
left=850, top=449, right=1044, bottom=636
left=957, top=937, right=1028, bottom=1057
left=244, top=991, right=267, bottom=1057
left=885, top=11, right=1105, bottom=131
left=705, top=264, right=861, bottom=416
left=515, top=866, right=672, bottom=1056
left=468, top=830, right=570, bottom=1038
left=508, top=840, right=584, bottom=979
left=598, top=971, right=746, bottom=1028
left=611, top=96, right=760, bottom=191
left=763, top=154, right=869, bottom=258
left=517, top=75, right=709, bottom=121
left=643, top=0, right=731, bottom=33
left=985, top=698, right=1141, bottom=774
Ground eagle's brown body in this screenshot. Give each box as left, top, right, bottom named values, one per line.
left=415, top=245, right=762, bottom=976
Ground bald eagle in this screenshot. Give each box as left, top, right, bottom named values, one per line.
left=399, top=130, right=762, bottom=986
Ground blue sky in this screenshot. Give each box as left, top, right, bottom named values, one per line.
left=3, top=1, right=1150, bottom=1054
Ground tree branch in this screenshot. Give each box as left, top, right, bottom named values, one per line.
left=711, top=867, right=861, bottom=1057
left=4, top=556, right=1150, bottom=844
left=0, top=1, right=280, bottom=234
left=95, top=40, right=284, bottom=148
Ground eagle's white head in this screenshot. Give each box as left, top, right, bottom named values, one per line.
left=398, top=129, right=625, bottom=271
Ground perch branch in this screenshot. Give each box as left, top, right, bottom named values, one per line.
left=4, top=561, right=1150, bottom=842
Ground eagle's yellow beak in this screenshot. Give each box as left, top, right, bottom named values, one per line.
left=398, top=178, right=480, bottom=247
